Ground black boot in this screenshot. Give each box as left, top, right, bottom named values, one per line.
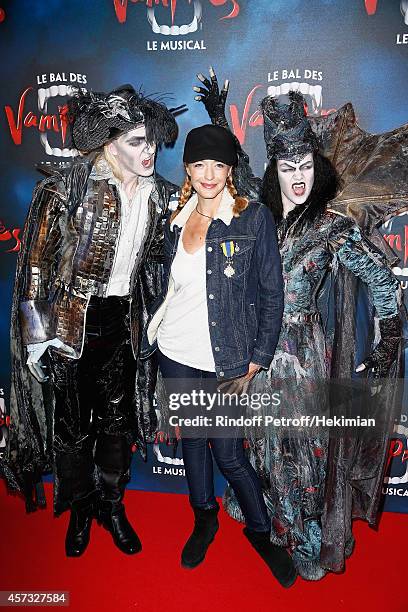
left=65, top=492, right=96, bottom=557
left=243, top=528, right=297, bottom=588
left=97, top=499, right=142, bottom=555
left=55, top=449, right=96, bottom=557
left=95, top=433, right=142, bottom=555
left=181, top=505, right=219, bottom=569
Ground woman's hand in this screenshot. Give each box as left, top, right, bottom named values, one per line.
left=247, top=362, right=262, bottom=379
left=218, top=362, right=261, bottom=396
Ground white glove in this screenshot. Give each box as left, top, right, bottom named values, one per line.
left=26, top=338, right=75, bottom=383
left=26, top=338, right=66, bottom=364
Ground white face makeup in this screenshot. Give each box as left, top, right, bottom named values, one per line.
left=277, top=153, right=315, bottom=214
left=186, top=160, right=231, bottom=201
left=108, top=126, right=156, bottom=177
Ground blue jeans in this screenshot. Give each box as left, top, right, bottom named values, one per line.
left=158, top=351, right=271, bottom=532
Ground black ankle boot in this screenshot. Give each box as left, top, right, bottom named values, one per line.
left=65, top=493, right=96, bottom=557
left=243, top=528, right=297, bottom=588
left=97, top=500, right=142, bottom=555
left=181, top=505, right=219, bottom=569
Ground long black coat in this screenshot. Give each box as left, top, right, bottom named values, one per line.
left=2, top=159, right=178, bottom=511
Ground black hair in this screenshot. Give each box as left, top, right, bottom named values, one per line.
left=261, top=152, right=341, bottom=222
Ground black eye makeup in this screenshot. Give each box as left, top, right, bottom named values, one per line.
left=126, top=137, right=146, bottom=147
left=279, top=163, right=312, bottom=172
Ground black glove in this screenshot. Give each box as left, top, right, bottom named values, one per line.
left=193, top=68, right=262, bottom=200
left=193, top=67, right=229, bottom=128
left=356, top=314, right=402, bottom=378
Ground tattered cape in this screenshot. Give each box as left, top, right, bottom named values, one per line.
left=309, top=103, right=408, bottom=572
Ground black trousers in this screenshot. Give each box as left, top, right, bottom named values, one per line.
left=48, top=296, right=137, bottom=513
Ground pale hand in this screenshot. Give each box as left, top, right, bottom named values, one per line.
left=218, top=362, right=261, bottom=396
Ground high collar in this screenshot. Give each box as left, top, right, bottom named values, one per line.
left=171, top=187, right=235, bottom=230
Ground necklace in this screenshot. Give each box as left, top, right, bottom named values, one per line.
left=195, top=205, right=213, bottom=220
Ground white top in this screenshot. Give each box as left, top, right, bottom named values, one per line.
left=106, top=176, right=153, bottom=296
left=157, top=226, right=216, bottom=372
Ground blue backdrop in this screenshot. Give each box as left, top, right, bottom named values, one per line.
left=0, top=0, right=407, bottom=512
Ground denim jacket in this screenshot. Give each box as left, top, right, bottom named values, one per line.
left=140, top=188, right=284, bottom=380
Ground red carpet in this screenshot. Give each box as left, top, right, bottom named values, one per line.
left=0, top=481, right=406, bottom=612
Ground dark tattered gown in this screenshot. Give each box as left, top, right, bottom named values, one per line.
left=224, top=203, right=401, bottom=581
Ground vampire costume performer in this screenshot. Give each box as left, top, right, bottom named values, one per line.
left=194, top=71, right=406, bottom=580
left=2, top=85, right=179, bottom=557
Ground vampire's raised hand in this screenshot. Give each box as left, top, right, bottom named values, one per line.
left=193, top=66, right=229, bottom=128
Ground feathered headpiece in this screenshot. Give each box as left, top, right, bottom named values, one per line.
left=67, top=84, right=179, bottom=153
left=261, top=91, right=319, bottom=162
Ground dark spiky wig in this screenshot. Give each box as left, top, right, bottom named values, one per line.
left=261, top=91, right=319, bottom=162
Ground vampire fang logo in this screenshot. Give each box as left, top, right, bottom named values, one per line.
left=401, top=1, right=408, bottom=25
left=153, top=443, right=184, bottom=466
left=365, top=0, right=408, bottom=23
left=385, top=424, right=408, bottom=486
left=4, top=86, right=74, bottom=158
left=0, top=219, right=21, bottom=253
left=148, top=0, right=202, bottom=35
left=113, top=0, right=240, bottom=35
left=0, top=398, right=9, bottom=452
left=5, top=73, right=88, bottom=158
left=37, top=84, right=76, bottom=157
left=267, top=82, right=323, bottom=116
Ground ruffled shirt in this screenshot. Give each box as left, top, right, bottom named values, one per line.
left=91, top=157, right=153, bottom=296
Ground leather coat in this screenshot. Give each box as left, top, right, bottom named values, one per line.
left=3, top=159, right=178, bottom=509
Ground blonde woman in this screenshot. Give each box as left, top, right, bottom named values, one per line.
left=142, top=124, right=296, bottom=587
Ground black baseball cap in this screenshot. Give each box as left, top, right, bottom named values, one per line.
left=183, top=124, right=238, bottom=166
